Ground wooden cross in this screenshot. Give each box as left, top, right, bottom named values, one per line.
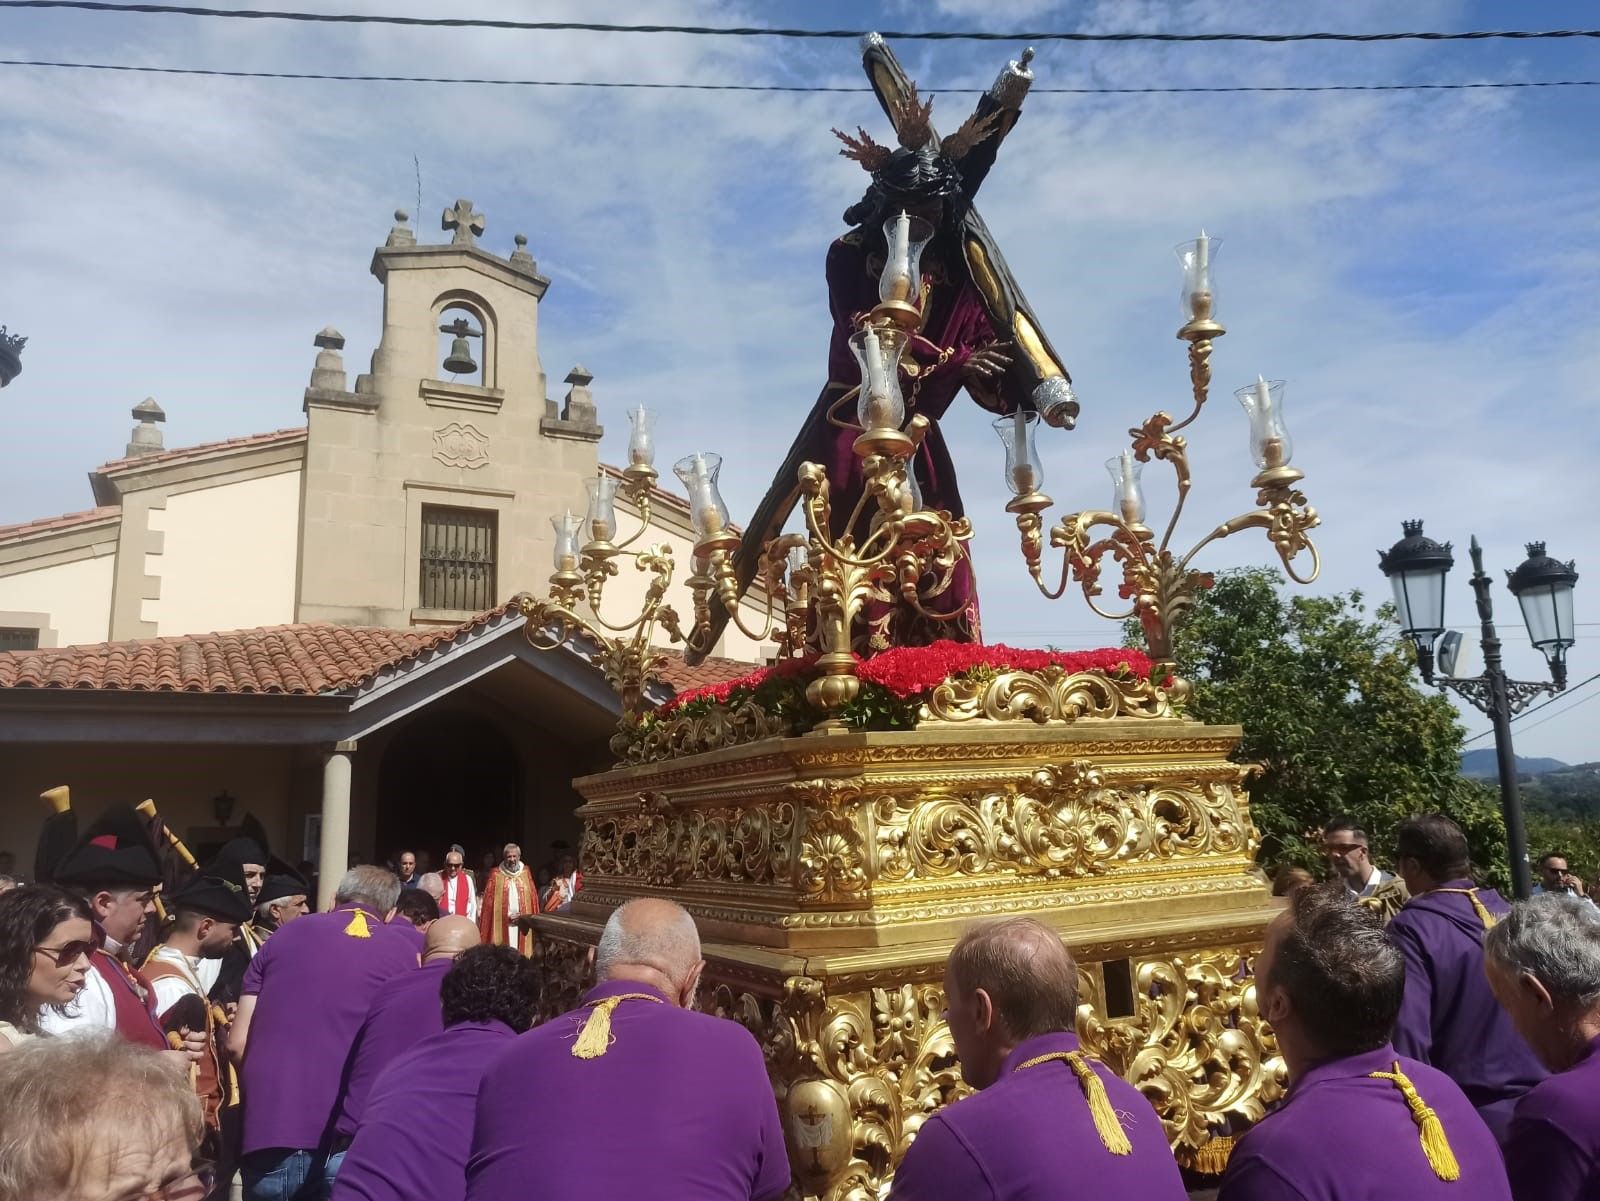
left=441, top=198, right=485, bottom=246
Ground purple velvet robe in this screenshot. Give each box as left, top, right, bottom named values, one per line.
left=808, top=232, right=999, bottom=652
left=1219, top=1045, right=1511, bottom=1201
left=466, top=980, right=789, bottom=1201
left=329, top=1019, right=514, bottom=1201
left=333, top=956, right=452, bottom=1137
left=1387, top=881, right=1546, bottom=1140
left=240, top=904, right=417, bottom=1155
left=1503, top=1033, right=1600, bottom=1201
left=888, top=1030, right=1186, bottom=1200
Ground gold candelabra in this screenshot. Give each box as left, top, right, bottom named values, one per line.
left=1002, top=233, right=1320, bottom=688
left=521, top=211, right=974, bottom=731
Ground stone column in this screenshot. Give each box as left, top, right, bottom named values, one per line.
left=317, top=741, right=357, bottom=912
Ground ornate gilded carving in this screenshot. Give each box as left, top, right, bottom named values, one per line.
left=918, top=665, right=1174, bottom=724
left=581, top=796, right=797, bottom=888
left=797, top=808, right=869, bottom=901
left=626, top=700, right=799, bottom=764
left=871, top=762, right=1252, bottom=883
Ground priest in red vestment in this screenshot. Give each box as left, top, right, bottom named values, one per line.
left=478, top=843, right=536, bottom=955
left=540, top=851, right=583, bottom=913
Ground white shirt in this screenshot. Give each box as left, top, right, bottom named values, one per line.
left=1349, top=867, right=1394, bottom=898
left=442, top=871, right=477, bottom=920
left=145, top=945, right=205, bottom=1018
left=38, top=966, right=115, bottom=1037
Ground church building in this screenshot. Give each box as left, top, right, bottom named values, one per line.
left=0, top=199, right=765, bottom=898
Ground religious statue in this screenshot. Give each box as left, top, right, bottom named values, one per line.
left=721, top=36, right=1079, bottom=656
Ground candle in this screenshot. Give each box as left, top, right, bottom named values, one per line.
left=1010, top=408, right=1036, bottom=494
left=1117, top=450, right=1142, bottom=524
left=887, top=211, right=912, bottom=302
left=1195, top=230, right=1209, bottom=279
left=861, top=328, right=892, bottom=427
left=555, top=510, right=578, bottom=571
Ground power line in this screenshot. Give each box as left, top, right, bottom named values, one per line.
left=3, top=3, right=1599, bottom=43
left=3, top=58, right=1597, bottom=93
left=1512, top=687, right=1600, bottom=737
left=1462, top=670, right=1600, bottom=745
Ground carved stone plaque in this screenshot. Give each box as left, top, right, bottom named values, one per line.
left=432, top=422, right=489, bottom=469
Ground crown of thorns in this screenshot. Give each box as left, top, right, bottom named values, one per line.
left=832, top=82, right=1001, bottom=171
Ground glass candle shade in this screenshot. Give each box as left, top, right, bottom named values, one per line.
left=1106, top=451, right=1146, bottom=526
left=993, top=410, right=1044, bottom=496
left=1234, top=377, right=1293, bottom=469
left=626, top=404, right=656, bottom=468
left=1176, top=232, right=1220, bottom=324
left=786, top=544, right=810, bottom=580
left=585, top=472, right=619, bottom=544
left=850, top=325, right=909, bottom=433
left=879, top=212, right=935, bottom=307
left=550, top=510, right=582, bottom=571
left=673, top=452, right=731, bottom=542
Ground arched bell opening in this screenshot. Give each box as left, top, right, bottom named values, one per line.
left=433, top=292, right=496, bottom=387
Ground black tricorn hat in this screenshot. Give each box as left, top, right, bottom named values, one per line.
left=168, top=874, right=253, bottom=925
left=257, top=859, right=309, bottom=907
left=206, top=837, right=267, bottom=894
left=52, top=804, right=162, bottom=889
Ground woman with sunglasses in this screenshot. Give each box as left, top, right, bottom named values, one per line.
left=0, top=884, right=96, bottom=1050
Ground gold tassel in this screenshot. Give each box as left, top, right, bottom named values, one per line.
left=343, top=910, right=371, bottom=939
left=1436, top=887, right=1497, bottom=929
left=1369, top=1062, right=1461, bottom=1182
left=571, top=995, right=625, bottom=1059
left=1066, top=1053, right=1133, bottom=1156
left=1191, top=1134, right=1236, bottom=1176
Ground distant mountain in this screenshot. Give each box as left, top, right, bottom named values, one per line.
left=1461, top=748, right=1570, bottom=778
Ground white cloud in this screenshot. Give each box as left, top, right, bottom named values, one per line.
left=0, top=0, right=1596, bottom=759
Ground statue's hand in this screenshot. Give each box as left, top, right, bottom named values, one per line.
left=961, top=341, right=1012, bottom=412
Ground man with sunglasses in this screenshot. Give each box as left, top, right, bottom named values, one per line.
left=1322, top=817, right=1398, bottom=899
left=439, top=844, right=477, bottom=921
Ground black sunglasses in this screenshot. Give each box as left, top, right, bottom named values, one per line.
left=34, top=938, right=97, bottom=967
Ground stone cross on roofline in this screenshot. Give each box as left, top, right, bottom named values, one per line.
left=442, top=198, right=485, bottom=246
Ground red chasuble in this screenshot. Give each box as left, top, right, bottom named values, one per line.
left=477, top=866, right=536, bottom=955
left=90, top=950, right=168, bottom=1050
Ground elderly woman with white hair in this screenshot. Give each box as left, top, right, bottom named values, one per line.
left=1484, top=892, right=1600, bottom=1201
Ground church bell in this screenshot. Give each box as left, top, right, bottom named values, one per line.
left=439, top=315, right=482, bottom=376
left=443, top=335, right=479, bottom=376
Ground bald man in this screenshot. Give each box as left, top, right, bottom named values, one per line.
left=890, top=918, right=1186, bottom=1201
left=466, top=898, right=789, bottom=1200
left=328, top=916, right=482, bottom=1174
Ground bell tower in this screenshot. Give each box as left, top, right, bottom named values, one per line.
left=297, top=199, right=603, bottom=628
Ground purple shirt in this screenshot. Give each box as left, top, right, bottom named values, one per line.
left=1504, top=1034, right=1600, bottom=1201
left=1388, top=881, right=1546, bottom=1140
left=333, top=957, right=452, bottom=1137
left=387, top=919, right=425, bottom=959
left=240, top=903, right=417, bottom=1154
left=466, top=980, right=789, bottom=1201
left=1219, top=1045, right=1511, bottom=1201
left=888, top=1031, right=1186, bottom=1201
left=329, top=1019, right=514, bottom=1201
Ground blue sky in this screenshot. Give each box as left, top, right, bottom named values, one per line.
left=1, top=0, right=1597, bottom=761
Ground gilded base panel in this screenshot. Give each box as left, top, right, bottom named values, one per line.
left=530, top=926, right=1283, bottom=1199
left=537, top=715, right=1285, bottom=1193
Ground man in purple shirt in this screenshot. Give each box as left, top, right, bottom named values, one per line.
left=889, top=917, right=1185, bottom=1200
left=1387, top=814, right=1545, bottom=1141
left=328, top=915, right=481, bottom=1165
left=1484, top=893, right=1600, bottom=1200
left=466, top=898, right=788, bottom=1201
left=330, top=943, right=539, bottom=1201
left=228, top=865, right=416, bottom=1201
left=1220, top=882, right=1509, bottom=1201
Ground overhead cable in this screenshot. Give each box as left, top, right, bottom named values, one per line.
left=2, top=58, right=1596, bottom=93
left=2, top=2, right=1599, bottom=43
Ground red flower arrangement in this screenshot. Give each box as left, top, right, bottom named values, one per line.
left=658, top=641, right=1154, bottom=727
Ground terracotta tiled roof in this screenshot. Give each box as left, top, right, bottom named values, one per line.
left=653, top=651, right=757, bottom=692
left=0, top=605, right=515, bottom=694
left=94, top=427, right=307, bottom=475
left=0, top=505, right=120, bottom=544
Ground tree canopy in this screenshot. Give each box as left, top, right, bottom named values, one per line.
left=1130, top=568, right=1510, bottom=888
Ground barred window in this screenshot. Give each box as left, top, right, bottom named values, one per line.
left=0, top=627, right=39, bottom=651
left=420, top=505, right=498, bottom=612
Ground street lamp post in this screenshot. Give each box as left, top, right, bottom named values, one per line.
left=1379, top=522, right=1580, bottom=899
